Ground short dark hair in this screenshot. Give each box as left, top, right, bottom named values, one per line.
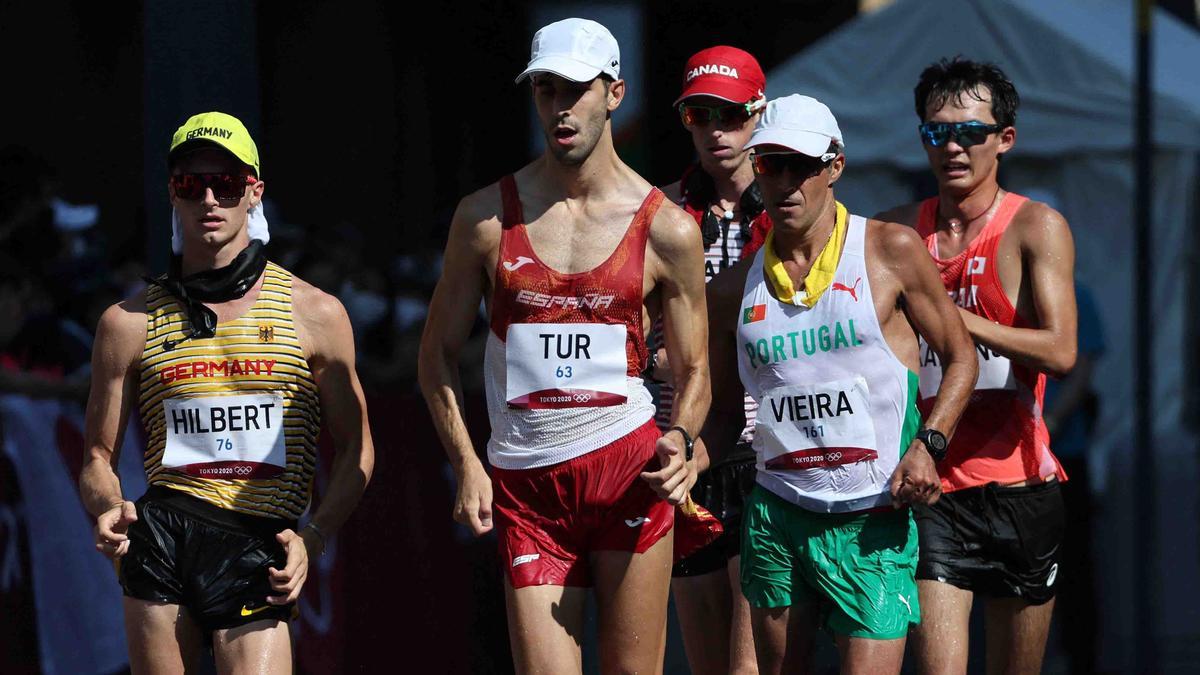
left=914, top=57, right=1020, bottom=127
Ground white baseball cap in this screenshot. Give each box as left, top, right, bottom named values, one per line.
left=746, top=95, right=845, bottom=157
left=515, top=18, right=620, bottom=84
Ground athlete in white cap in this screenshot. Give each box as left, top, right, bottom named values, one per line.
left=704, top=95, right=978, bottom=674
left=419, top=18, right=710, bottom=674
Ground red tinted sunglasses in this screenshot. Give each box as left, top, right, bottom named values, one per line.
left=170, top=173, right=257, bottom=201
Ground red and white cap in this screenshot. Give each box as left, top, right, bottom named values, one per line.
left=515, top=18, right=621, bottom=84
left=674, top=46, right=766, bottom=107
left=747, top=95, right=845, bottom=157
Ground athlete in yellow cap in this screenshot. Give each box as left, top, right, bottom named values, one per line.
left=79, top=111, right=375, bottom=673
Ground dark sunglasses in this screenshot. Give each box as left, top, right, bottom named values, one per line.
left=679, top=102, right=758, bottom=127
left=170, top=173, right=257, bottom=201
left=918, top=121, right=1003, bottom=148
left=750, top=151, right=837, bottom=178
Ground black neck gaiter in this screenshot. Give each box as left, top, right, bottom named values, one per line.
left=145, top=240, right=267, bottom=350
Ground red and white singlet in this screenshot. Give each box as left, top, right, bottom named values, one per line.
left=916, top=192, right=1067, bottom=491
left=484, top=175, right=660, bottom=470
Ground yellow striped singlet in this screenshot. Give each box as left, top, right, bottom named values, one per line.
left=138, top=262, right=321, bottom=521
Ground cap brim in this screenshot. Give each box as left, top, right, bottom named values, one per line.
left=746, top=129, right=833, bottom=157
left=515, top=55, right=602, bottom=84
left=168, top=138, right=259, bottom=176
left=673, top=80, right=760, bottom=107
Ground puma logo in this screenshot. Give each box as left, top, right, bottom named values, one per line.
left=831, top=277, right=862, bottom=301
left=503, top=256, right=535, bottom=272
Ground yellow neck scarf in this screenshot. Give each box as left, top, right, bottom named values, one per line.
left=763, top=201, right=849, bottom=308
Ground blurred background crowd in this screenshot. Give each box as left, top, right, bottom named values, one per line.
left=1, top=0, right=1198, bottom=673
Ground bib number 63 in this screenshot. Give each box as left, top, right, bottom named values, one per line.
left=555, top=366, right=574, bottom=378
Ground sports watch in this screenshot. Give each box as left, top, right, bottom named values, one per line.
left=669, top=425, right=694, bottom=461
left=916, top=428, right=948, bottom=462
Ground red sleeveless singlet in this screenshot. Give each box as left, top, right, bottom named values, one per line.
left=916, top=192, right=1067, bottom=492
left=490, top=174, right=660, bottom=381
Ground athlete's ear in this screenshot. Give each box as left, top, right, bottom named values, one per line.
left=606, top=78, right=625, bottom=112
left=828, top=154, right=846, bottom=186
left=249, top=177, right=265, bottom=206
left=997, top=125, right=1016, bottom=156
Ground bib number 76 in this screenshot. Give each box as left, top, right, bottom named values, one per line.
left=215, top=438, right=234, bottom=452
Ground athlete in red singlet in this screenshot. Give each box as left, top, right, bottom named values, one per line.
left=418, top=18, right=709, bottom=674
left=876, top=58, right=1077, bottom=675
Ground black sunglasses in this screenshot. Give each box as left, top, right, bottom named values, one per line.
left=750, top=151, right=837, bottom=178
left=918, top=121, right=1003, bottom=148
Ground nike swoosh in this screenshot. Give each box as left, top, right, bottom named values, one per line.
left=624, top=517, right=650, bottom=527
left=240, top=604, right=272, bottom=617
left=503, top=256, right=534, bottom=271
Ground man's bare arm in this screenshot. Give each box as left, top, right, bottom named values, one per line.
left=959, top=206, right=1077, bottom=377
left=295, top=284, right=375, bottom=548
left=697, top=258, right=751, bottom=472
left=268, top=285, right=376, bottom=604
left=79, top=299, right=145, bottom=558
left=641, top=204, right=711, bottom=503
left=417, top=190, right=499, bottom=534
left=884, top=224, right=978, bottom=438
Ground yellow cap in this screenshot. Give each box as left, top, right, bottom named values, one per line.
left=168, top=111, right=261, bottom=177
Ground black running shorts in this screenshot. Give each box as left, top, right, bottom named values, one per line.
left=119, top=486, right=297, bottom=632
left=672, top=445, right=757, bottom=578
left=914, top=480, right=1065, bottom=605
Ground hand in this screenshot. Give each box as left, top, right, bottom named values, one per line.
left=888, top=441, right=943, bottom=508
left=268, top=529, right=313, bottom=605
left=94, top=500, right=137, bottom=559
left=640, top=431, right=695, bottom=505
left=452, top=460, right=494, bottom=536
left=652, top=347, right=673, bottom=385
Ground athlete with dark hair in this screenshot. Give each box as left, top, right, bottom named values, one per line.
left=419, top=19, right=709, bottom=674
left=708, top=94, right=977, bottom=675
left=876, top=57, right=1077, bottom=674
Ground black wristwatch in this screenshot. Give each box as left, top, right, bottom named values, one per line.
left=669, top=425, right=694, bottom=461
left=916, top=428, right=948, bottom=462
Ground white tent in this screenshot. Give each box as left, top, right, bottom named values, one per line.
left=767, top=0, right=1200, bottom=668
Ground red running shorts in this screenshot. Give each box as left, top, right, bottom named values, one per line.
left=492, top=419, right=675, bottom=588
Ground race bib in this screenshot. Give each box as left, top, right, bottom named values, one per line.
left=505, top=323, right=628, bottom=409
left=162, top=393, right=287, bottom=479
left=756, top=376, right=878, bottom=470
left=918, top=337, right=1016, bottom=398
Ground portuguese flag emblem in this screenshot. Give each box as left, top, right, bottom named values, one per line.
left=742, top=304, right=767, bottom=324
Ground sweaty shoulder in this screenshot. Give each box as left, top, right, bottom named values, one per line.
left=1011, top=198, right=1071, bottom=247
left=450, top=180, right=505, bottom=249
left=290, top=275, right=354, bottom=362
left=872, top=201, right=922, bottom=229
left=291, top=275, right=349, bottom=330
left=865, top=218, right=929, bottom=271
left=94, top=291, right=149, bottom=368
left=648, top=197, right=703, bottom=259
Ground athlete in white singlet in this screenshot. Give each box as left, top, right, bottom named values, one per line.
left=706, top=95, right=978, bottom=675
